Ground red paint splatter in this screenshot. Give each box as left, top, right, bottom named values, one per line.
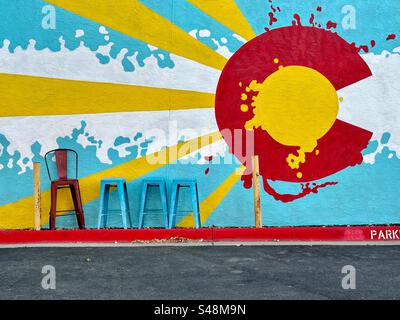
left=205, top=168, right=210, bottom=175
left=350, top=42, right=369, bottom=54
left=370, top=40, right=376, bottom=48
left=263, top=179, right=338, bottom=203
left=309, top=13, right=315, bottom=27
left=386, top=34, right=396, bottom=41
left=271, top=5, right=276, bottom=13
left=293, top=14, right=302, bottom=26
left=359, top=45, right=369, bottom=53
left=268, top=12, right=278, bottom=25
left=350, top=42, right=359, bottom=52
left=277, top=6, right=281, bottom=12
left=204, top=155, right=213, bottom=162
left=317, top=6, right=322, bottom=12
left=242, top=174, right=252, bottom=189
left=264, top=27, right=270, bottom=32
left=326, top=21, right=337, bottom=29
left=241, top=175, right=338, bottom=203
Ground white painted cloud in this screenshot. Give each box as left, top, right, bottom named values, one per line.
left=189, top=29, right=235, bottom=59
left=99, top=26, right=108, bottom=35
left=75, top=29, right=84, bottom=38
left=0, top=38, right=220, bottom=93
left=198, top=29, right=211, bottom=38
left=338, top=51, right=400, bottom=163
left=0, top=108, right=218, bottom=172
left=232, top=33, right=246, bottom=44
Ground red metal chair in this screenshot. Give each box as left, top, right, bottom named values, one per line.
left=45, top=149, right=85, bottom=230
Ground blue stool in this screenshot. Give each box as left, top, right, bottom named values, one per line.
left=169, top=179, right=201, bottom=229
left=98, top=178, right=132, bottom=229
left=139, top=178, right=168, bottom=229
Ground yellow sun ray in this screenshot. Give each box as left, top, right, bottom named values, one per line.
left=0, top=132, right=223, bottom=229
left=187, top=0, right=256, bottom=41
left=0, top=73, right=215, bottom=117
left=45, top=0, right=227, bottom=70
left=178, top=166, right=245, bottom=228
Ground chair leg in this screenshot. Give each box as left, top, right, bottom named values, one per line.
left=169, top=184, right=179, bottom=229
left=192, top=183, right=201, bottom=228
left=160, top=182, right=168, bottom=229
left=138, top=183, right=148, bottom=229
left=123, top=183, right=132, bottom=228
left=98, top=182, right=105, bottom=229
left=71, top=181, right=85, bottom=229
left=70, top=184, right=80, bottom=228
left=49, top=183, right=58, bottom=230
left=118, top=183, right=128, bottom=229
left=103, top=185, right=110, bottom=228
left=98, top=182, right=110, bottom=229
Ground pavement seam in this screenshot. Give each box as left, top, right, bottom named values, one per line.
left=1, top=241, right=400, bottom=248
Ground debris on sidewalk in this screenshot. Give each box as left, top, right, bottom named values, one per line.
left=132, top=237, right=205, bottom=244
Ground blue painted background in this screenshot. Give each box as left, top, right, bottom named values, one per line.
left=0, top=0, right=399, bottom=229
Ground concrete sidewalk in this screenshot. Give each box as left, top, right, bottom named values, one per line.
left=0, top=245, right=399, bottom=299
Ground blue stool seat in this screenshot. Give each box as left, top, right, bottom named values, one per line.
left=169, top=179, right=201, bottom=229
left=139, top=178, right=168, bottom=229
left=98, top=178, right=132, bottom=229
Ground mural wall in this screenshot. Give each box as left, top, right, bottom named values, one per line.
left=0, top=0, right=399, bottom=230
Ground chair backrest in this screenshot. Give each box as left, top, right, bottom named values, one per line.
left=44, top=149, right=78, bottom=181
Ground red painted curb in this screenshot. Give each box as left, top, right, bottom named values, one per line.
left=212, top=226, right=400, bottom=242
left=0, top=228, right=212, bottom=244
left=0, top=226, right=400, bottom=244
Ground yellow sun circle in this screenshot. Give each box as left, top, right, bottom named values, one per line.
left=246, top=66, right=338, bottom=152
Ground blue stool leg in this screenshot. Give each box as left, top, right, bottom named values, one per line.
left=103, top=185, right=110, bottom=228
left=195, top=183, right=201, bottom=228
left=160, top=181, right=168, bottom=228
left=117, top=182, right=128, bottom=229
left=138, top=182, right=148, bottom=229
left=190, top=182, right=201, bottom=228
left=123, top=182, right=132, bottom=228
left=169, top=183, right=179, bottom=229
left=98, top=183, right=110, bottom=229
left=97, top=181, right=105, bottom=229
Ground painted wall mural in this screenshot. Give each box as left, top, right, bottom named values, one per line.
left=0, top=0, right=399, bottom=230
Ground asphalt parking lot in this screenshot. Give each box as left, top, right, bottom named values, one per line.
left=0, top=244, right=399, bottom=300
